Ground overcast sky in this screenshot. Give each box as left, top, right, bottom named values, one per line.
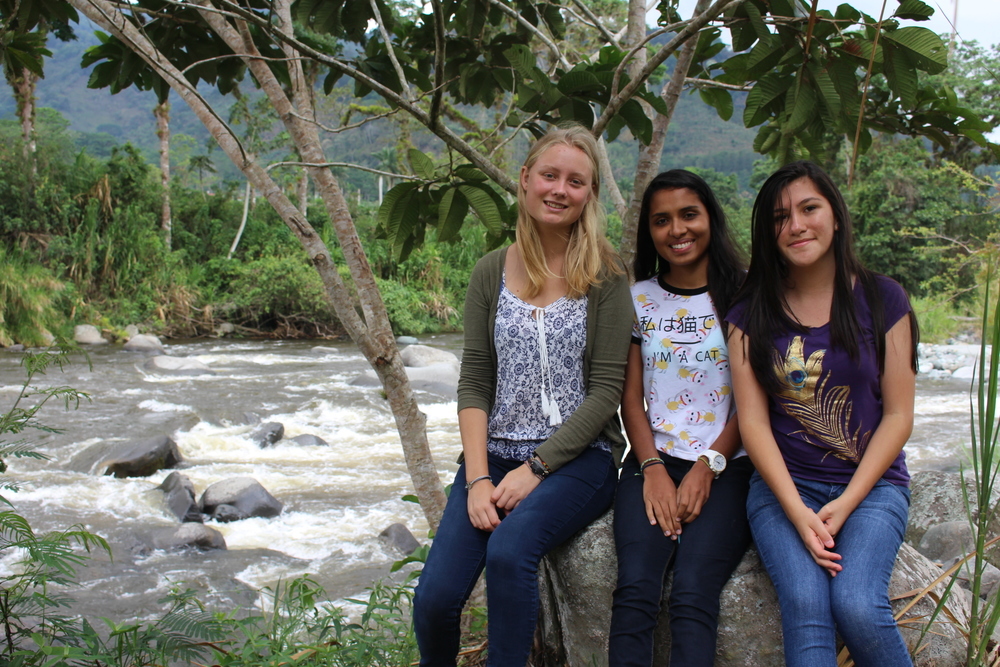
left=673, top=0, right=999, bottom=48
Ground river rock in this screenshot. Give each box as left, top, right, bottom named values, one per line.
left=351, top=362, right=459, bottom=398
left=152, top=523, right=227, bottom=551
left=211, top=503, right=245, bottom=523
left=535, top=512, right=974, bottom=666
left=216, top=322, right=235, bottom=335
left=953, top=366, right=976, bottom=379
left=236, top=411, right=261, bottom=426
left=157, top=472, right=202, bottom=523
left=918, top=521, right=975, bottom=563
left=124, top=334, right=165, bottom=353
left=399, top=344, right=459, bottom=369
left=143, top=355, right=214, bottom=376
left=103, top=435, right=182, bottom=478
left=251, top=422, right=284, bottom=447
left=124, top=324, right=140, bottom=338
left=74, top=324, right=108, bottom=345
left=200, top=476, right=283, bottom=520
left=289, top=434, right=329, bottom=447
left=906, top=471, right=1000, bottom=552
left=5, top=344, right=25, bottom=353
left=379, top=523, right=420, bottom=555
left=396, top=335, right=418, bottom=345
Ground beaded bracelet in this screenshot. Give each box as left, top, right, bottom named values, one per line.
left=465, top=474, right=492, bottom=490
left=639, top=457, right=666, bottom=474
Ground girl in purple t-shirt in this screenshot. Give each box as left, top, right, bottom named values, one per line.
left=726, top=161, right=918, bottom=667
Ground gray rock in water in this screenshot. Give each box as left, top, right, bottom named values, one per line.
left=143, top=355, right=214, bottom=376
left=918, top=521, right=975, bottom=563
left=953, top=366, right=976, bottom=379
left=396, top=335, right=418, bottom=345
left=103, top=436, right=182, bottom=478
left=152, top=523, right=227, bottom=551
left=379, top=523, right=420, bottom=555
left=216, top=322, right=235, bottom=335
left=74, top=324, right=108, bottom=345
left=251, top=422, right=284, bottom=447
left=535, top=512, right=974, bottom=666
left=236, top=411, right=261, bottom=426
left=399, top=344, right=459, bottom=369
left=200, top=476, right=283, bottom=520
left=351, top=361, right=459, bottom=399
left=211, top=503, right=245, bottom=523
left=124, top=334, right=165, bottom=354
left=157, top=472, right=202, bottom=523
left=124, top=324, right=140, bottom=338
left=5, top=344, right=25, bottom=353
left=289, top=434, right=329, bottom=447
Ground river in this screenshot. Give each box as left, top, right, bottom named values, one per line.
left=0, top=336, right=980, bottom=622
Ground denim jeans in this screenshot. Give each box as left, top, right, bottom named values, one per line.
left=747, top=472, right=912, bottom=667
left=608, top=453, right=753, bottom=667
left=412, top=447, right=617, bottom=667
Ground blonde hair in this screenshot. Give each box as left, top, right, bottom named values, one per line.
left=516, top=124, right=622, bottom=299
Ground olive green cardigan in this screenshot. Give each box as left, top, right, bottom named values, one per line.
left=456, top=246, right=633, bottom=471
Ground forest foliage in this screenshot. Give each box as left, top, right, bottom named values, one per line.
left=0, top=2, right=997, bottom=346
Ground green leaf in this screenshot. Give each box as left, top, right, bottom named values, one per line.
left=743, top=73, right=793, bottom=127
left=881, top=26, right=947, bottom=74
left=699, top=86, right=734, bottom=121
left=557, top=70, right=603, bottom=96
left=437, top=187, right=469, bottom=242
left=893, top=0, right=934, bottom=21
left=618, top=98, right=653, bottom=145
left=459, top=184, right=503, bottom=234
left=377, top=182, right=420, bottom=244
left=392, top=193, right=421, bottom=262
left=883, top=44, right=919, bottom=108
left=408, top=149, right=435, bottom=180
left=811, top=66, right=841, bottom=119
left=784, top=84, right=817, bottom=134
left=504, top=44, right=541, bottom=80
left=746, top=35, right=783, bottom=78
left=454, top=165, right=489, bottom=181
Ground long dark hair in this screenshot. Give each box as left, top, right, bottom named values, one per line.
left=734, top=160, right=918, bottom=394
left=634, top=169, right=746, bottom=319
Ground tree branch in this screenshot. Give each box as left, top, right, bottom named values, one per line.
left=266, top=160, right=429, bottom=181
left=594, top=0, right=744, bottom=138
left=570, top=0, right=621, bottom=50
left=369, top=0, right=411, bottom=101
left=484, top=0, right=570, bottom=71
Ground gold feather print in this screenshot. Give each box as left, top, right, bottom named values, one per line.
left=773, top=336, right=871, bottom=462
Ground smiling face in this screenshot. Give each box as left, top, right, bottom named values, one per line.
left=649, top=187, right=711, bottom=286
left=774, top=177, right=838, bottom=271
left=519, top=143, right=595, bottom=232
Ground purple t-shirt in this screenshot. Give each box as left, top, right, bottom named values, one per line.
left=727, top=276, right=911, bottom=486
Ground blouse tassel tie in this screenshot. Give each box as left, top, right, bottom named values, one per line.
left=535, top=308, right=563, bottom=427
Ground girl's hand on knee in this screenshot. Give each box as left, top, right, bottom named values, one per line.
left=468, top=483, right=501, bottom=531
left=642, top=466, right=682, bottom=538
left=491, top=464, right=541, bottom=512
left=817, top=497, right=854, bottom=537
left=676, top=462, right=713, bottom=524
left=791, top=506, right=843, bottom=576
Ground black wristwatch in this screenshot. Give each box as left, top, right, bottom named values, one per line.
left=526, top=455, right=550, bottom=481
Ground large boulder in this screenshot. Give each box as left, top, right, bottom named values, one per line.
left=352, top=362, right=459, bottom=398
left=399, top=344, right=459, bottom=369
left=535, top=512, right=975, bottom=666
left=199, top=476, right=283, bottom=520
left=379, top=523, right=420, bottom=555
left=74, top=324, right=108, bottom=345
left=289, top=434, right=329, bottom=447
left=906, top=471, right=1000, bottom=567
left=124, top=334, right=165, bottom=354
left=103, top=436, right=182, bottom=478
left=157, top=471, right=202, bottom=522
left=143, top=355, right=214, bottom=376
left=152, top=523, right=226, bottom=551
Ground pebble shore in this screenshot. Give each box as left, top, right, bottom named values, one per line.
left=918, top=342, right=992, bottom=379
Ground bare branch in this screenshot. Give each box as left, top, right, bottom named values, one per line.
left=595, top=0, right=743, bottom=138
left=266, top=160, right=429, bottom=182
left=685, top=77, right=751, bottom=91
left=570, top=0, right=621, bottom=50
left=597, top=136, right=628, bottom=221
left=430, top=0, right=446, bottom=126
left=369, top=0, right=411, bottom=100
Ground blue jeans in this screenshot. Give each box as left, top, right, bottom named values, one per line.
left=609, top=453, right=753, bottom=667
left=747, top=472, right=912, bottom=667
left=413, top=447, right=617, bottom=667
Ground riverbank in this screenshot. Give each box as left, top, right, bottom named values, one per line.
left=918, top=342, right=992, bottom=379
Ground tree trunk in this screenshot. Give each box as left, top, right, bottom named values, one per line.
left=13, top=69, right=38, bottom=180
left=618, top=0, right=710, bottom=272
left=70, top=0, right=447, bottom=530
left=154, top=100, right=173, bottom=250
